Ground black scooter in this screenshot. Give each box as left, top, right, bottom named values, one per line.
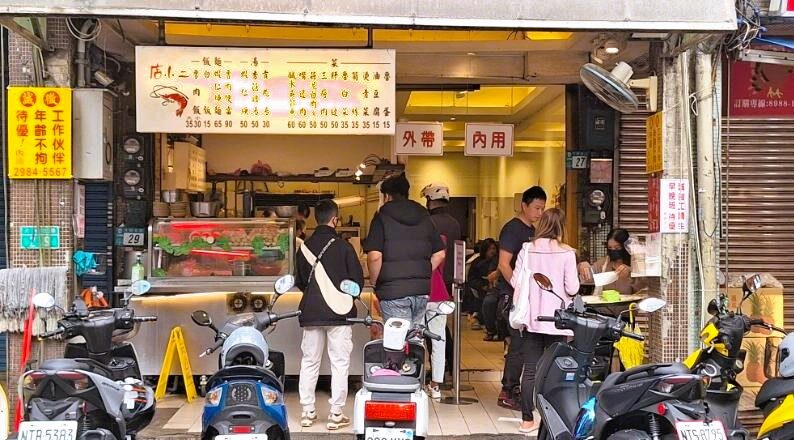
left=16, top=281, right=157, bottom=440
left=531, top=273, right=723, bottom=440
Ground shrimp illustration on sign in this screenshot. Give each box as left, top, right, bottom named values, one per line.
left=149, top=85, right=188, bottom=117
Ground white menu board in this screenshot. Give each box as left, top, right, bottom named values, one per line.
left=135, top=46, right=396, bottom=135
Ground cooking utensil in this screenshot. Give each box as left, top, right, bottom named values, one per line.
left=274, top=206, right=297, bottom=218
left=190, top=201, right=221, bottom=218
left=161, top=190, right=182, bottom=203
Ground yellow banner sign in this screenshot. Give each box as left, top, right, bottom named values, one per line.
left=646, top=112, right=663, bottom=174
left=7, top=87, right=72, bottom=179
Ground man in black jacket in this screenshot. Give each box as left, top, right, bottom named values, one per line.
left=295, top=200, right=364, bottom=431
left=364, top=173, right=445, bottom=326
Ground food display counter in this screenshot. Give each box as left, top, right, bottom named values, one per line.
left=128, top=217, right=374, bottom=376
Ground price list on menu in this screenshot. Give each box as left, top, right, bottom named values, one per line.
left=135, top=46, right=396, bottom=135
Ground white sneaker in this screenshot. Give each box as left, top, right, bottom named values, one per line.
left=301, top=409, right=317, bottom=427
left=427, top=384, right=442, bottom=400
left=327, top=413, right=351, bottom=430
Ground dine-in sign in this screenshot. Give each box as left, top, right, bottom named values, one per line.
left=394, top=122, right=443, bottom=156
left=135, top=46, right=396, bottom=135
left=464, top=123, right=514, bottom=157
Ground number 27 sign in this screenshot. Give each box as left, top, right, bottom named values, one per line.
left=464, top=123, right=514, bottom=157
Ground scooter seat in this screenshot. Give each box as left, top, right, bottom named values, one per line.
left=363, top=375, right=421, bottom=393
left=602, top=362, right=689, bottom=389
left=755, top=378, right=794, bottom=408
left=40, top=358, right=92, bottom=371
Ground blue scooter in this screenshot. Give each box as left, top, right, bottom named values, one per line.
left=191, top=275, right=300, bottom=440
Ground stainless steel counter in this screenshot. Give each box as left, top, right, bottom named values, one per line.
left=128, top=288, right=374, bottom=377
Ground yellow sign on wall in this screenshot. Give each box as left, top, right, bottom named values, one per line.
left=7, top=87, right=72, bottom=179
left=646, top=112, right=663, bottom=174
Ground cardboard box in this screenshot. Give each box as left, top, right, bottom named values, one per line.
left=727, top=287, right=784, bottom=335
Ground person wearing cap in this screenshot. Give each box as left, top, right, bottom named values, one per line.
left=364, top=173, right=446, bottom=328
left=420, top=182, right=462, bottom=399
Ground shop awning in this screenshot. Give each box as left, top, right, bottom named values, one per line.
left=0, top=0, right=736, bottom=32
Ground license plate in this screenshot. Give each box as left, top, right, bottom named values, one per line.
left=18, top=421, right=78, bottom=440
left=215, top=435, right=268, bottom=440
left=365, top=427, right=414, bottom=440
left=676, top=420, right=727, bottom=440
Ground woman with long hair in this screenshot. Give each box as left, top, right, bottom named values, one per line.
left=577, top=228, right=647, bottom=295
left=509, top=208, right=580, bottom=433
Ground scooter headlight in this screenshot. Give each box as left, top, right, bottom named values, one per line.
left=206, top=388, right=222, bottom=406
left=260, top=386, right=280, bottom=406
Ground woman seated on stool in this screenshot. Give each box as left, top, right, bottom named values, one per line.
left=577, top=228, right=647, bottom=295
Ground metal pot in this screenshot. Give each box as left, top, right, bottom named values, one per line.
left=274, top=206, right=297, bottom=218
left=191, top=201, right=221, bottom=217
left=161, top=190, right=182, bottom=203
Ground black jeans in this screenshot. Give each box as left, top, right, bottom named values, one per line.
left=518, top=332, right=565, bottom=421
left=482, top=293, right=507, bottom=336
left=501, top=326, right=524, bottom=393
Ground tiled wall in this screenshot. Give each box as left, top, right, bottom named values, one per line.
left=5, top=18, right=73, bottom=421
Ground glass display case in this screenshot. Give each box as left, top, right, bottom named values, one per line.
left=147, top=218, right=294, bottom=283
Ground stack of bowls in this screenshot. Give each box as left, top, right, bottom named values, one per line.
left=170, top=201, right=189, bottom=218
left=153, top=201, right=170, bottom=218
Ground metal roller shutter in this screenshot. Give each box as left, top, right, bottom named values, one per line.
left=720, top=117, right=794, bottom=329
left=80, top=182, right=114, bottom=294
left=616, top=107, right=653, bottom=237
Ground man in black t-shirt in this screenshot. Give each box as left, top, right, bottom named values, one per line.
left=495, top=186, right=546, bottom=410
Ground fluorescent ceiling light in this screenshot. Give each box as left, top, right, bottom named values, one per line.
left=333, top=196, right=364, bottom=207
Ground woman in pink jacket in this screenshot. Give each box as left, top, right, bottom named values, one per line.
left=509, top=208, right=580, bottom=432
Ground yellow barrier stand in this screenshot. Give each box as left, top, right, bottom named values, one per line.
left=155, top=326, right=198, bottom=403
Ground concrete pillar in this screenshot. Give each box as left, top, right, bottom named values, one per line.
left=4, top=17, right=74, bottom=422
left=646, top=50, right=699, bottom=363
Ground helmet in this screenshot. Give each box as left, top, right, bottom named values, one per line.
left=779, top=333, right=794, bottom=378
left=420, top=183, right=450, bottom=201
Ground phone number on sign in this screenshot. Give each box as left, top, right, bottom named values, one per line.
left=12, top=167, right=69, bottom=178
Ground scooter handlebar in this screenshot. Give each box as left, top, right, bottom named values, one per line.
left=621, top=329, right=645, bottom=341
left=423, top=329, right=443, bottom=341
left=39, top=327, right=64, bottom=338
left=133, top=316, right=158, bottom=322
left=749, top=319, right=788, bottom=335
left=199, top=339, right=224, bottom=358
left=273, top=310, right=301, bottom=322
left=536, top=316, right=556, bottom=322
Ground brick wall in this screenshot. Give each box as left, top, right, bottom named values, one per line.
left=5, top=18, right=74, bottom=422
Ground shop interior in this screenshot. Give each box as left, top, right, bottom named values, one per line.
left=70, top=20, right=656, bottom=378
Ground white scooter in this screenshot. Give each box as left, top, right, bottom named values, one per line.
left=339, top=280, right=454, bottom=440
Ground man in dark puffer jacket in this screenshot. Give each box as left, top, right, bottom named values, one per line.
left=364, top=173, right=445, bottom=326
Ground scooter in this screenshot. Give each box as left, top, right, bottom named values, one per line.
left=192, top=274, right=300, bottom=440
left=16, top=280, right=157, bottom=440
left=756, top=332, right=794, bottom=440
left=338, top=280, right=454, bottom=440
left=531, top=273, right=721, bottom=440
left=683, top=274, right=787, bottom=440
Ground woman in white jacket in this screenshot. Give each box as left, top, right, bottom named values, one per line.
left=509, top=208, right=580, bottom=432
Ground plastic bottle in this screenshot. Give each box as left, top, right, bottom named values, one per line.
left=131, top=254, right=145, bottom=282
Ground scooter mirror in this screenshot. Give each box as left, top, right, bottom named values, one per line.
left=32, top=292, right=55, bottom=309
left=437, top=300, right=456, bottom=315
left=743, top=274, right=762, bottom=298
left=339, top=279, right=362, bottom=298
left=707, top=298, right=720, bottom=316
left=130, top=280, right=151, bottom=296
left=533, top=273, right=554, bottom=291
left=191, top=310, right=213, bottom=327
left=637, top=297, right=667, bottom=313
left=274, top=274, right=295, bottom=295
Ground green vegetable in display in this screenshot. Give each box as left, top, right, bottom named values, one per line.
left=153, top=235, right=212, bottom=256
left=277, top=233, right=290, bottom=254
left=252, top=236, right=265, bottom=256
left=215, top=236, right=232, bottom=251
left=152, top=268, right=167, bottom=278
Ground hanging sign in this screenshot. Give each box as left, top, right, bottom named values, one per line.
left=660, top=178, right=688, bottom=233
left=646, top=112, right=663, bottom=174
left=394, top=122, right=443, bottom=156
left=464, top=123, right=514, bottom=157
left=648, top=175, right=661, bottom=233
left=19, top=226, right=61, bottom=250
left=74, top=183, right=85, bottom=239
left=7, top=87, right=72, bottom=179
left=566, top=151, right=589, bottom=169
left=729, top=60, right=794, bottom=117
left=135, top=46, right=396, bottom=135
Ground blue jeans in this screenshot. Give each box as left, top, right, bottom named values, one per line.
left=378, top=295, right=429, bottom=327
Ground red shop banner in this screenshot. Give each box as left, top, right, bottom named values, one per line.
left=648, top=175, right=660, bottom=234
left=729, top=60, right=794, bottom=117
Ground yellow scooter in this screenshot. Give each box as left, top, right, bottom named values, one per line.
left=755, top=330, right=794, bottom=440
left=683, top=274, right=786, bottom=440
